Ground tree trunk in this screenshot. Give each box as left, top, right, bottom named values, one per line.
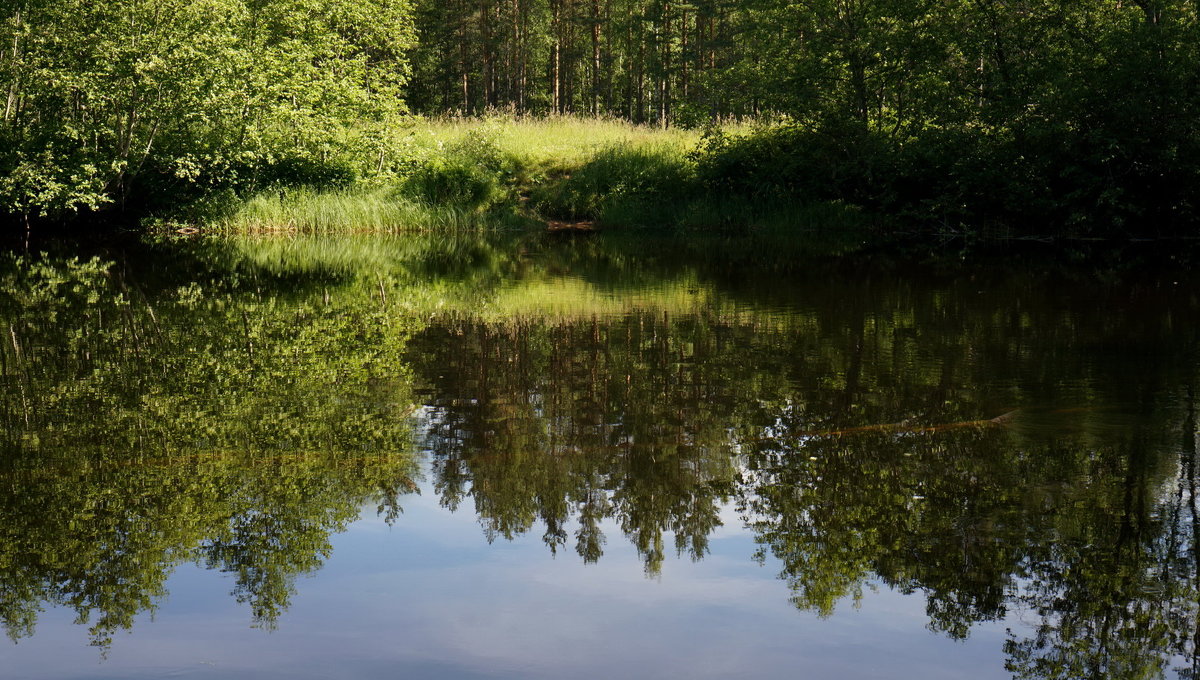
left=591, top=0, right=601, bottom=115
left=3, top=8, right=20, bottom=123
left=482, top=0, right=494, bottom=108
left=551, top=0, right=561, bottom=112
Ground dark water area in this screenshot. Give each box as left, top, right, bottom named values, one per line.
left=2, top=230, right=1199, bottom=679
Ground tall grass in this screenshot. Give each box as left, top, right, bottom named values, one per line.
left=216, top=187, right=526, bottom=234
left=527, top=140, right=872, bottom=234
left=213, top=116, right=705, bottom=233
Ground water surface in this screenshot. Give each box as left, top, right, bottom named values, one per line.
left=1, top=232, right=1198, bottom=679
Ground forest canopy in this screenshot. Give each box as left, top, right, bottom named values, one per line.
left=3, top=0, right=1200, bottom=231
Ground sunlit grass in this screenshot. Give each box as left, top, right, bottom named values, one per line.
left=216, top=187, right=506, bottom=234
left=397, top=114, right=707, bottom=172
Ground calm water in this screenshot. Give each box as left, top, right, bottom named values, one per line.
left=2, top=231, right=1199, bottom=679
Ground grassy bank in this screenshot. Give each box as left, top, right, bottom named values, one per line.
left=203, top=116, right=870, bottom=238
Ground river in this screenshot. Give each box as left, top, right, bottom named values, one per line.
left=1, top=230, right=1197, bottom=679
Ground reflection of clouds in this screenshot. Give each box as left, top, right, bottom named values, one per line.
left=303, top=495, right=1014, bottom=680
left=703, top=502, right=747, bottom=540
left=2, top=491, right=1015, bottom=680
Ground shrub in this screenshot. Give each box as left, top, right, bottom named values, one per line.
left=530, top=144, right=697, bottom=222
left=401, top=130, right=515, bottom=210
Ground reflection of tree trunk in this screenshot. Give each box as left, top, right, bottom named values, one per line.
left=841, top=316, right=865, bottom=412
left=937, top=351, right=958, bottom=403
left=1101, top=420, right=1151, bottom=678
left=785, top=411, right=1016, bottom=440
left=1187, top=386, right=1200, bottom=677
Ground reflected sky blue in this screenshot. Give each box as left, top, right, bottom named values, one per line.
left=1, top=462, right=1013, bottom=680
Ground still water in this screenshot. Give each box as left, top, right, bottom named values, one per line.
left=1, top=231, right=1198, bottom=679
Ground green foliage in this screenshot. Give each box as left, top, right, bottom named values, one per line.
left=530, top=144, right=697, bottom=222
left=0, top=248, right=426, bottom=646
left=405, top=159, right=501, bottom=209
left=696, top=124, right=898, bottom=206
left=403, top=0, right=1200, bottom=233
left=0, top=0, right=415, bottom=220
left=5, top=0, right=1200, bottom=231
left=401, top=132, right=516, bottom=210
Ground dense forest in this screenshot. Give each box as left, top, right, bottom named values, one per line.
left=3, top=0, right=1200, bottom=232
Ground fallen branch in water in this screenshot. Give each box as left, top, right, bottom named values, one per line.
left=545, top=219, right=596, bottom=233
left=791, top=409, right=1021, bottom=439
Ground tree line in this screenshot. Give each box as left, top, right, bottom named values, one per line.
left=3, top=0, right=1200, bottom=230
left=408, top=0, right=744, bottom=124
left=407, top=0, right=1200, bottom=130
left=409, top=0, right=1200, bottom=230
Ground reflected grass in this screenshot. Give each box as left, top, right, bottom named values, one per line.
left=214, top=232, right=747, bottom=323
left=473, top=275, right=712, bottom=321
left=210, top=229, right=874, bottom=326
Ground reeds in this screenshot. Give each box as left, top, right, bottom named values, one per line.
left=217, top=188, right=494, bottom=234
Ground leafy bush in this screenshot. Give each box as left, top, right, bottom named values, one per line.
left=401, top=130, right=515, bottom=210
left=404, top=158, right=506, bottom=209
left=1, top=0, right=414, bottom=223
left=695, top=123, right=898, bottom=207
left=530, top=144, right=697, bottom=222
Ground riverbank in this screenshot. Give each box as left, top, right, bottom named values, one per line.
left=149, top=116, right=871, bottom=238
left=16, top=114, right=1200, bottom=242
left=179, top=114, right=1200, bottom=241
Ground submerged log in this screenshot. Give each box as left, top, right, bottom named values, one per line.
left=545, top=219, right=596, bottom=233
left=793, top=409, right=1022, bottom=439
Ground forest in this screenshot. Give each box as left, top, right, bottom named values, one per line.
left=3, top=0, right=1200, bottom=234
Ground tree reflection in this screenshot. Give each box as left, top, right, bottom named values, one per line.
left=5, top=235, right=1200, bottom=678
left=0, top=252, right=419, bottom=647
left=399, top=242, right=1200, bottom=678
left=1002, top=406, right=1200, bottom=680
left=415, top=315, right=743, bottom=574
